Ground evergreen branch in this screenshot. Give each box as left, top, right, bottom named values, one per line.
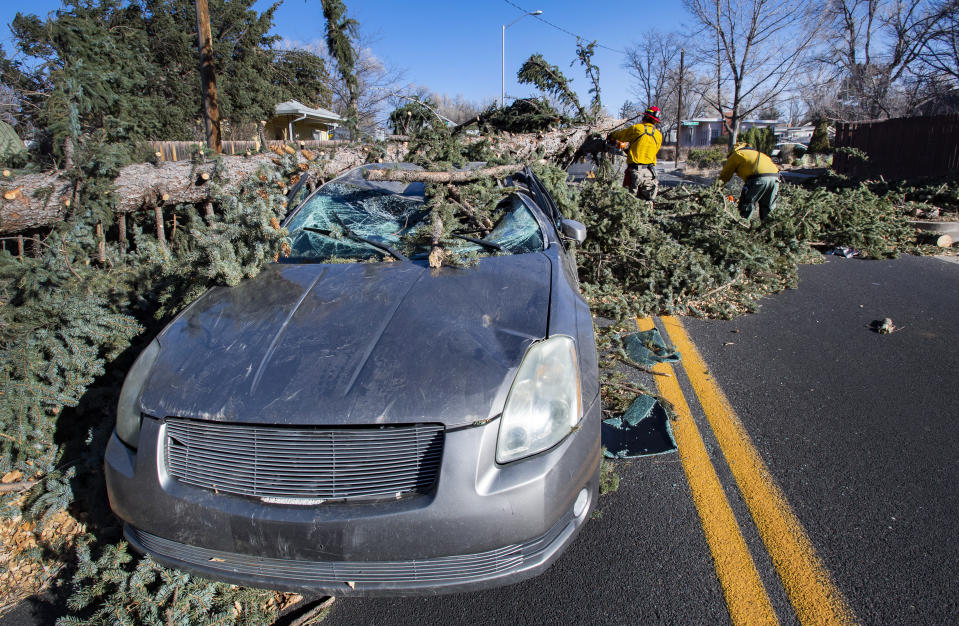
left=695, top=273, right=742, bottom=301
left=612, top=354, right=671, bottom=377
left=59, top=243, right=83, bottom=280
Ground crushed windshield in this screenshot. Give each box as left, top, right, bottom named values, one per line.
left=280, top=174, right=544, bottom=263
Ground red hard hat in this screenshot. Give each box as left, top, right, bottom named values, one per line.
left=644, top=106, right=661, bottom=123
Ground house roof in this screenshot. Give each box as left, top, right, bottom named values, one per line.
left=274, top=100, right=342, bottom=123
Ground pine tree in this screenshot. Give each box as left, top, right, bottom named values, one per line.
left=740, top=127, right=775, bottom=154
left=808, top=117, right=831, bottom=154
left=388, top=97, right=447, bottom=136
left=573, top=39, right=601, bottom=121
left=322, top=0, right=360, bottom=137
left=517, top=54, right=587, bottom=121
left=9, top=0, right=329, bottom=147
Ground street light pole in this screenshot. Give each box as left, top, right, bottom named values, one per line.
left=501, top=10, right=542, bottom=107
left=675, top=48, right=684, bottom=170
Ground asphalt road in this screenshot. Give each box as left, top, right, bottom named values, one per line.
left=321, top=254, right=959, bottom=625
left=681, top=254, right=959, bottom=624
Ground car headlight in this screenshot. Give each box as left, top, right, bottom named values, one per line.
left=496, top=336, right=582, bottom=464
left=116, top=339, right=160, bottom=448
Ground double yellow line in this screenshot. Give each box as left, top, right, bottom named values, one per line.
left=638, top=316, right=857, bottom=626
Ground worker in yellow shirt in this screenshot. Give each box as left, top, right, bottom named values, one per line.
left=717, top=141, right=780, bottom=223
left=608, top=106, right=663, bottom=204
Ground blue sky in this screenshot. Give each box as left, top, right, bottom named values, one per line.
left=1, top=0, right=693, bottom=116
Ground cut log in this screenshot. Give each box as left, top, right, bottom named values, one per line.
left=117, top=212, right=127, bottom=247
left=918, top=232, right=953, bottom=247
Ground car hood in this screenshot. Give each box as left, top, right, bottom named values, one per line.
left=140, top=255, right=551, bottom=428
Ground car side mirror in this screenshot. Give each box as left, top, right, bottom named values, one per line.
left=560, top=219, right=587, bottom=244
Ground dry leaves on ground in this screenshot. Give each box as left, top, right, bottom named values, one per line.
left=0, top=506, right=86, bottom=615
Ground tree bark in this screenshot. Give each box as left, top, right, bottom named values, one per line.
left=0, top=126, right=602, bottom=234
left=195, top=0, right=222, bottom=153
left=364, top=164, right=523, bottom=183
left=63, top=136, right=75, bottom=170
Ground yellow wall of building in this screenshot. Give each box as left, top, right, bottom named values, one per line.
left=265, top=116, right=333, bottom=141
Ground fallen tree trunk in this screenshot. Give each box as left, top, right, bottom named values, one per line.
left=0, top=125, right=605, bottom=234
left=0, top=142, right=409, bottom=234
left=364, top=163, right=523, bottom=183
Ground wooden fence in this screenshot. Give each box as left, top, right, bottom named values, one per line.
left=150, top=139, right=349, bottom=162
left=833, top=115, right=959, bottom=179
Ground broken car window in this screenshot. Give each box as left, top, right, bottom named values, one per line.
left=280, top=180, right=544, bottom=263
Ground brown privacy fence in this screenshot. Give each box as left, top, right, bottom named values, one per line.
left=150, top=139, right=349, bottom=162
left=833, top=115, right=959, bottom=179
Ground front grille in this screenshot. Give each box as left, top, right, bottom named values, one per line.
left=127, top=511, right=573, bottom=587
left=164, top=419, right=443, bottom=501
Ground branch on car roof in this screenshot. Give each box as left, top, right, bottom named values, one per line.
left=447, top=186, right=494, bottom=231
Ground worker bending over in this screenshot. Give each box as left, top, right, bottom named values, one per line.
left=718, top=141, right=780, bottom=223
left=608, top=106, right=663, bottom=204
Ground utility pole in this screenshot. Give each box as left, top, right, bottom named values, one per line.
left=502, top=10, right=543, bottom=107
left=675, top=48, right=684, bottom=170
left=195, top=0, right=222, bottom=153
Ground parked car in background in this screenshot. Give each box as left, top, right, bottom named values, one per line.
left=771, top=141, right=807, bottom=164
left=105, top=163, right=602, bottom=595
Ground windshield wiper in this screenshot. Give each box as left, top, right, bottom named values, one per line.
left=300, top=226, right=408, bottom=262
left=330, top=211, right=409, bottom=262
left=452, top=233, right=506, bottom=252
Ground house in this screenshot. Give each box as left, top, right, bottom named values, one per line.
left=679, top=117, right=781, bottom=147
left=265, top=100, right=342, bottom=141
left=781, top=125, right=816, bottom=144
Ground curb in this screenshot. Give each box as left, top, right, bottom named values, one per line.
left=909, top=220, right=959, bottom=237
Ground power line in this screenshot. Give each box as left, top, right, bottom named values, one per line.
left=502, top=0, right=627, bottom=55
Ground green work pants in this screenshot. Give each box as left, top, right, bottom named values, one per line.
left=739, top=174, right=779, bottom=222
left=624, top=164, right=658, bottom=201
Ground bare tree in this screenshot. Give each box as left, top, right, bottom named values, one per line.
left=624, top=31, right=680, bottom=111
left=624, top=31, right=710, bottom=137
left=0, top=85, right=19, bottom=127
left=814, top=0, right=946, bottom=120
left=683, top=0, right=819, bottom=147
left=428, top=92, right=494, bottom=124
left=324, top=33, right=408, bottom=133
left=784, top=95, right=808, bottom=125
left=918, top=0, right=959, bottom=80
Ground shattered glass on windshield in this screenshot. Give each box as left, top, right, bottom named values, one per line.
left=280, top=171, right=544, bottom=263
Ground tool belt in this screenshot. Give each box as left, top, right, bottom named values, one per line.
left=627, top=162, right=657, bottom=178
left=746, top=172, right=779, bottom=182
